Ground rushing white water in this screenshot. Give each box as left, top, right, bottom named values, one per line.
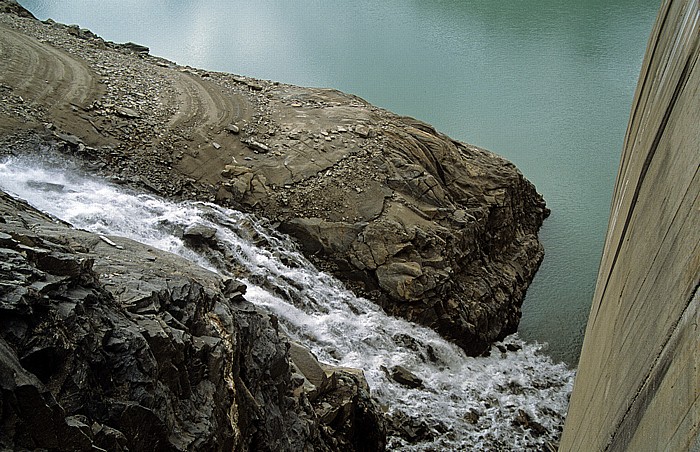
left=0, top=154, right=574, bottom=450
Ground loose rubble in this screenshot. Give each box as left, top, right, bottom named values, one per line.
left=0, top=1, right=552, bottom=449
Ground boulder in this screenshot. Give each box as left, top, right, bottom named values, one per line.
left=386, top=365, right=424, bottom=389
left=267, top=112, right=548, bottom=356
left=183, top=223, right=217, bottom=243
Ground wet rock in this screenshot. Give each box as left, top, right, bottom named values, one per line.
left=506, top=342, right=522, bottom=352
left=392, top=333, right=439, bottom=363
left=221, top=277, right=246, bottom=299
left=183, top=223, right=217, bottom=243
left=91, top=423, right=128, bottom=451
left=513, top=409, right=548, bottom=436
left=464, top=408, right=482, bottom=425
left=387, top=410, right=435, bottom=443
left=0, top=189, right=386, bottom=451
left=289, top=341, right=329, bottom=400
left=384, top=365, right=424, bottom=389
left=313, top=366, right=387, bottom=451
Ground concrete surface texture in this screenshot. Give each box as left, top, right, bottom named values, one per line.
left=560, top=0, right=699, bottom=450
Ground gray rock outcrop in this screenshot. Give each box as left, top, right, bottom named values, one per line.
left=0, top=190, right=385, bottom=451
left=274, top=116, right=548, bottom=355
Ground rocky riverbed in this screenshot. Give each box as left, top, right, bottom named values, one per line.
left=0, top=1, right=553, bottom=449
left=0, top=188, right=385, bottom=450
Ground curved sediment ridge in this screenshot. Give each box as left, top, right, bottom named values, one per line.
left=0, top=2, right=548, bottom=356
left=0, top=1, right=565, bottom=450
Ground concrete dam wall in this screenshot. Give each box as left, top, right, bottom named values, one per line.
left=560, top=0, right=699, bottom=450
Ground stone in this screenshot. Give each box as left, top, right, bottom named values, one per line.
left=288, top=341, right=328, bottom=399
left=0, top=189, right=386, bottom=451
left=115, top=106, right=140, bottom=118
left=122, top=42, right=149, bottom=53
left=355, top=124, right=370, bottom=138
left=387, top=410, right=435, bottom=443
left=245, top=139, right=270, bottom=153
left=376, top=262, right=424, bottom=300
left=0, top=0, right=34, bottom=18
left=183, top=223, right=217, bottom=242
left=54, top=131, right=83, bottom=146
left=506, top=342, right=522, bottom=352
left=513, top=409, right=548, bottom=436
left=464, top=408, right=481, bottom=424
left=387, top=365, right=423, bottom=389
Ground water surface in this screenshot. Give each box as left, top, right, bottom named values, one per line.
left=0, top=156, right=574, bottom=450
left=18, top=0, right=660, bottom=364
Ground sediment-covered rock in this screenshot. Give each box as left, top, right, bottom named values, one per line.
left=0, top=190, right=385, bottom=451
left=272, top=111, right=548, bottom=356
left=0, top=1, right=546, bottom=359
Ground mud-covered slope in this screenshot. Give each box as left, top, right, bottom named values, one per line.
left=0, top=0, right=547, bottom=356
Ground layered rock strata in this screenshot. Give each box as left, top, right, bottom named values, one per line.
left=0, top=189, right=385, bottom=451
left=0, top=1, right=546, bottom=355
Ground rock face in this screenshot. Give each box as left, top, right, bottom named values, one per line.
left=0, top=3, right=546, bottom=356
left=275, top=115, right=548, bottom=355
left=0, top=191, right=385, bottom=451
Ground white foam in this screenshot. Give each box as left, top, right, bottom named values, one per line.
left=0, top=155, right=574, bottom=450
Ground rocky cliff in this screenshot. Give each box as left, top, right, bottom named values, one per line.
left=560, top=0, right=699, bottom=449
left=0, top=0, right=555, bottom=448
left=0, top=0, right=548, bottom=358
left=0, top=189, right=386, bottom=451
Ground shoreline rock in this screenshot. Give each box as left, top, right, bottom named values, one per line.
left=0, top=189, right=386, bottom=451
left=0, top=4, right=549, bottom=447
left=0, top=5, right=549, bottom=355
left=0, top=4, right=548, bottom=356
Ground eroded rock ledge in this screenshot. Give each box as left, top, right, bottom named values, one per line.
left=0, top=2, right=546, bottom=356
left=0, top=190, right=385, bottom=451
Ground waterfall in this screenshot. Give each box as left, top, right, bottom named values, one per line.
left=0, top=153, right=574, bottom=450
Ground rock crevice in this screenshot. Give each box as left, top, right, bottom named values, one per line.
left=0, top=1, right=547, bottom=354
left=0, top=190, right=386, bottom=451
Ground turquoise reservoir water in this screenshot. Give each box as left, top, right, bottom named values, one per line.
left=19, top=0, right=659, bottom=365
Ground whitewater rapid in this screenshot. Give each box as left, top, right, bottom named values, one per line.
left=0, top=154, right=574, bottom=450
